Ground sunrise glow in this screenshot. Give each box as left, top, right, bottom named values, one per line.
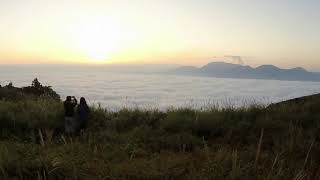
left=0, top=0, right=319, bottom=69
left=65, top=16, right=133, bottom=63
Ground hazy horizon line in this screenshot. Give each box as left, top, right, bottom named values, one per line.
left=0, top=61, right=319, bottom=71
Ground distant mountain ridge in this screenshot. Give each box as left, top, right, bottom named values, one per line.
left=173, top=62, right=320, bottom=82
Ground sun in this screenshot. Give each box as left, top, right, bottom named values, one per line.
left=67, top=17, right=125, bottom=63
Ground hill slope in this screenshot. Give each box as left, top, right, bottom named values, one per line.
left=269, top=93, right=320, bottom=108
left=0, top=82, right=319, bottom=179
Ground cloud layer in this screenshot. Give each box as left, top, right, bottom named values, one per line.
left=1, top=65, right=320, bottom=111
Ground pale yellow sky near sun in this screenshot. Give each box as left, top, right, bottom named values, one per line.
left=0, top=0, right=319, bottom=70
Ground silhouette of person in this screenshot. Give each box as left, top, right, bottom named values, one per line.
left=77, top=97, right=90, bottom=132
left=64, top=96, right=78, bottom=134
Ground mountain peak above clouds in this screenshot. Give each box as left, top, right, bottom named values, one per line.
left=173, top=62, right=320, bottom=82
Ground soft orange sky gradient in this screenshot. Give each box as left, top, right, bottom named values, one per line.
left=0, top=0, right=320, bottom=70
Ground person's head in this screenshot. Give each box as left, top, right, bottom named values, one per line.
left=80, top=97, right=87, bottom=105
left=66, top=96, right=72, bottom=101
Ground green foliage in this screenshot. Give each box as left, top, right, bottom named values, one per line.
left=0, top=99, right=64, bottom=140
left=161, top=108, right=196, bottom=133
left=0, top=78, right=60, bottom=101
left=0, top=83, right=320, bottom=179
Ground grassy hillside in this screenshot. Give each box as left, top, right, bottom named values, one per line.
left=0, top=80, right=319, bottom=179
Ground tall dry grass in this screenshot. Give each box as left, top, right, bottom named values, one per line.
left=0, top=96, right=319, bottom=179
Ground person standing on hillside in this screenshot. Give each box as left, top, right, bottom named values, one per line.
left=77, top=97, right=90, bottom=133
left=64, top=96, right=78, bottom=135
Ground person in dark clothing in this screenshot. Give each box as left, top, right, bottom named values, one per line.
left=64, top=96, right=78, bottom=134
left=77, top=97, right=90, bottom=132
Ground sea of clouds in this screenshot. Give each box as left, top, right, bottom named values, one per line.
left=1, top=65, right=320, bottom=111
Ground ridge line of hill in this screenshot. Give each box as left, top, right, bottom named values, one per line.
left=173, top=61, right=320, bottom=82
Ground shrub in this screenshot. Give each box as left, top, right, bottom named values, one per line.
left=161, top=108, right=196, bottom=133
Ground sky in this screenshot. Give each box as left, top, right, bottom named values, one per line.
left=0, top=0, right=320, bottom=70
